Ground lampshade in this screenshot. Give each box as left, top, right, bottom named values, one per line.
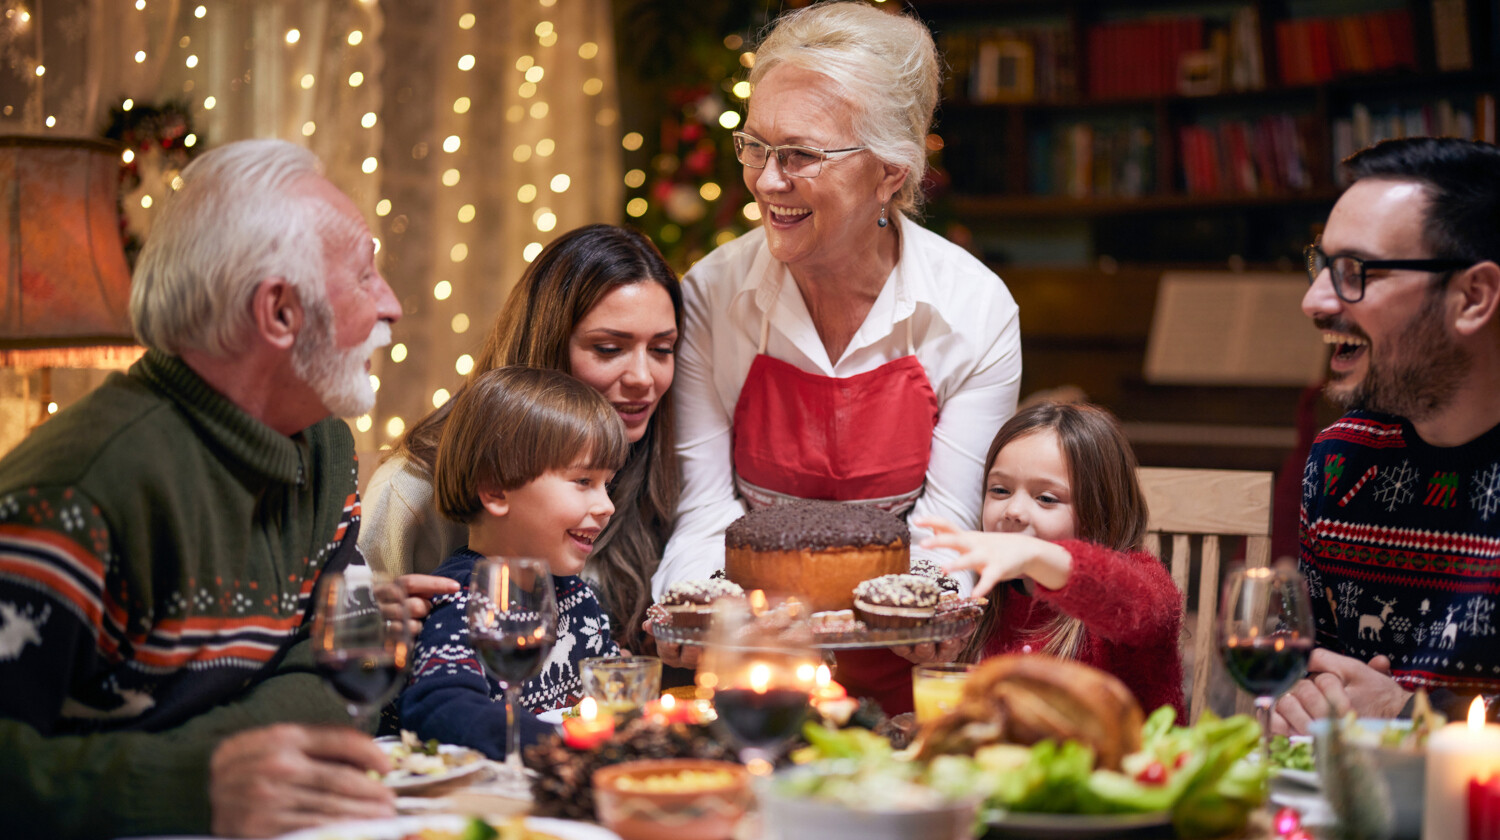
left=0, top=136, right=142, bottom=369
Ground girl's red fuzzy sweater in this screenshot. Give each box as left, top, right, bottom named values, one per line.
left=981, top=538, right=1187, bottom=722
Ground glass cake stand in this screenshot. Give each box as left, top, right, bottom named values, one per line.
left=651, top=612, right=978, bottom=651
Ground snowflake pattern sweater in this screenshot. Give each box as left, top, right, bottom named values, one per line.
left=399, top=547, right=620, bottom=760
left=981, top=539, right=1187, bottom=722
left=1300, top=410, right=1500, bottom=712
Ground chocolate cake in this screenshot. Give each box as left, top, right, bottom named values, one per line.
left=723, top=500, right=910, bottom=612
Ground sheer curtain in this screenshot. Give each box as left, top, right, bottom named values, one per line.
left=0, top=0, right=621, bottom=454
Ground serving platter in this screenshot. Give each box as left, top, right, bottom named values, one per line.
left=649, top=613, right=976, bottom=650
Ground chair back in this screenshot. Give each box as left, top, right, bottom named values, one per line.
left=1138, top=467, right=1274, bottom=722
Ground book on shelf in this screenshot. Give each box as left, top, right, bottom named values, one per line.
left=1274, top=9, right=1415, bottom=86
left=1431, top=0, right=1473, bottom=71
left=1028, top=120, right=1154, bottom=199
left=1085, top=14, right=1217, bottom=99
left=1177, top=115, right=1313, bottom=197
left=938, top=24, right=1076, bottom=104
left=1331, top=96, right=1483, bottom=183
left=1227, top=6, right=1265, bottom=91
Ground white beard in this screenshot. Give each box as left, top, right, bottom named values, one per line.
left=293, top=319, right=391, bottom=418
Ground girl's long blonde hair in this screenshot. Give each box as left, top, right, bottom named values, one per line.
left=959, top=401, right=1150, bottom=663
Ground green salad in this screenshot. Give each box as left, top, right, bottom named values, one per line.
left=1268, top=735, right=1314, bottom=771
left=786, top=706, right=1268, bottom=839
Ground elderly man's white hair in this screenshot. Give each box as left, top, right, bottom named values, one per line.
left=130, top=139, right=348, bottom=357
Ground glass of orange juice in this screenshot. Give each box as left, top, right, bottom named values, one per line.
left=912, top=663, right=975, bottom=724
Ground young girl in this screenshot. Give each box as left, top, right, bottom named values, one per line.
left=917, top=401, right=1186, bottom=720
left=362, top=224, right=681, bottom=655
left=399, top=366, right=627, bottom=759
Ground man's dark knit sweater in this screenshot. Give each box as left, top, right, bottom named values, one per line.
left=0, top=350, right=362, bottom=838
left=1300, top=410, right=1500, bottom=721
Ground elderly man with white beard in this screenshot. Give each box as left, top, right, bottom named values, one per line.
left=0, top=139, right=454, bottom=838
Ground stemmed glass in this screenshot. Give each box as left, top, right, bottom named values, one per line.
left=311, top=566, right=412, bottom=727
left=1218, top=563, right=1315, bottom=758
left=466, top=556, right=558, bottom=787
left=697, top=599, right=820, bottom=775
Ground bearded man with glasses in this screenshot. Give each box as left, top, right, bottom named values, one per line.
left=1274, top=137, right=1500, bottom=734
left=648, top=1, right=1023, bottom=714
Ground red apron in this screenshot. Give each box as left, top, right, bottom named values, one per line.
left=731, top=282, right=938, bottom=714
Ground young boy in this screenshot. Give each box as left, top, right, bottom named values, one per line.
left=399, top=366, right=626, bottom=759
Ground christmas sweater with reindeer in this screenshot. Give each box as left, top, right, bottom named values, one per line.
left=1300, top=409, right=1500, bottom=706
left=401, top=546, right=620, bottom=760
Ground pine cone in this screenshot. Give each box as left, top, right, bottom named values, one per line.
left=527, top=718, right=734, bottom=821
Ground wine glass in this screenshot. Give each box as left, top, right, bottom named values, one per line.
left=311, top=566, right=412, bottom=727
left=1218, top=563, right=1315, bottom=758
left=466, top=556, right=558, bottom=787
left=697, top=599, right=820, bottom=775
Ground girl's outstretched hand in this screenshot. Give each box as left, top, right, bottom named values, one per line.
left=912, top=517, right=1072, bottom=598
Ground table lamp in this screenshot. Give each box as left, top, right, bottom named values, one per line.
left=0, top=136, right=143, bottom=426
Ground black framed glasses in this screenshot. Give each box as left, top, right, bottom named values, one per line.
left=731, top=131, right=868, bottom=178
left=1303, top=243, right=1472, bottom=303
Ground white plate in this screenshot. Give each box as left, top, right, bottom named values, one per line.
left=536, top=708, right=567, bottom=725
left=374, top=737, right=487, bottom=793
left=277, top=814, right=620, bottom=840
left=985, top=810, right=1173, bottom=839
left=1277, top=767, right=1320, bottom=788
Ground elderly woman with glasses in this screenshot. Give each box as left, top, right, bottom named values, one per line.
left=649, top=1, right=1022, bottom=713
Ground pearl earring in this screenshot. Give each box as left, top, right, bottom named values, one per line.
left=877, top=202, right=888, bottom=228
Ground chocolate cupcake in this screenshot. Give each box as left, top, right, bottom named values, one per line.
left=852, top=574, right=940, bottom=628
left=909, top=556, right=962, bottom=594
left=659, top=579, right=745, bottom=628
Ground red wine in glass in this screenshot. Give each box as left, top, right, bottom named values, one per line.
left=1218, top=564, right=1315, bottom=759
left=311, top=569, right=411, bottom=724
left=712, top=687, right=810, bottom=750
left=466, top=556, right=558, bottom=788
left=473, top=633, right=557, bottom=687
left=1221, top=635, right=1314, bottom=698
left=317, top=651, right=403, bottom=708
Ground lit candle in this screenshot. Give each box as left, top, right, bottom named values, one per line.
left=812, top=664, right=847, bottom=704
left=1425, top=697, right=1500, bottom=840
left=561, top=696, right=615, bottom=750
left=643, top=692, right=699, bottom=725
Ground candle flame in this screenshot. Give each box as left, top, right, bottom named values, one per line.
left=815, top=663, right=832, bottom=688
left=1274, top=637, right=1285, bottom=651
left=749, top=662, right=771, bottom=694
left=660, top=693, right=676, bottom=711
left=580, top=696, right=599, bottom=721
left=796, top=662, right=816, bottom=683
left=749, top=589, right=768, bottom=615
left=1470, top=696, right=1488, bottom=729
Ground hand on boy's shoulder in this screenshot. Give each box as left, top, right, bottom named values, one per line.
left=397, top=573, right=462, bottom=634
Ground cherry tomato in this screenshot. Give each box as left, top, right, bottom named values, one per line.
left=1135, top=760, right=1168, bottom=785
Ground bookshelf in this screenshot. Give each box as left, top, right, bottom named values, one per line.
left=910, top=0, right=1496, bottom=472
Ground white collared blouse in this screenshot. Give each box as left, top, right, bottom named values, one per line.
left=654, top=213, right=1023, bottom=596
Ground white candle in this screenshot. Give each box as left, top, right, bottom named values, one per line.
left=1424, top=698, right=1500, bottom=840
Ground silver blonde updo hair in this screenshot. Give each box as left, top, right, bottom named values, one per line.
left=130, top=139, right=333, bottom=357
left=749, top=1, right=939, bottom=217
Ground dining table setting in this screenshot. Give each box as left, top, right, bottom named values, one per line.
left=152, top=561, right=1500, bottom=840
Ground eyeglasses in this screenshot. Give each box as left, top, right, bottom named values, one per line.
left=732, top=131, right=868, bottom=178
left=1303, top=243, right=1472, bottom=303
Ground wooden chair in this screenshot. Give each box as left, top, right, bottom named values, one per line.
left=1138, top=467, right=1274, bottom=722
